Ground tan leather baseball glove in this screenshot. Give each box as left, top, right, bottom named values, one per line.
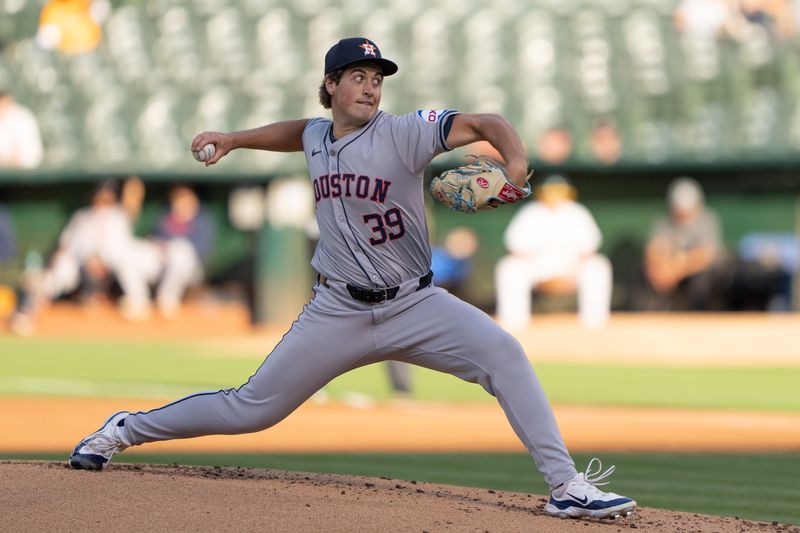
left=429, top=156, right=531, bottom=214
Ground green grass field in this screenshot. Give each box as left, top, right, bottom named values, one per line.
left=2, top=336, right=799, bottom=525
left=4, top=452, right=798, bottom=525
left=1, top=337, right=799, bottom=411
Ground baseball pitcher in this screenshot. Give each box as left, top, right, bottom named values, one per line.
left=68, top=37, right=636, bottom=520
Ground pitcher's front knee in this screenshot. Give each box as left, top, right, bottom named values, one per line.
left=485, top=329, right=527, bottom=362
left=476, top=333, right=532, bottom=389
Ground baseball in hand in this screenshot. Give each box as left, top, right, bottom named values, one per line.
left=192, top=143, right=215, bottom=162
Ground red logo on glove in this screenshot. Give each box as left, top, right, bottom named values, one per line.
left=476, top=177, right=489, bottom=188
left=497, top=183, right=524, bottom=202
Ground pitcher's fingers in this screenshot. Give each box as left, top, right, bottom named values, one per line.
left=191, top=132, right=215, bottom=151
left=190, top=134, right=204, bottom=152
left=205, top=148, right=225, bottom=166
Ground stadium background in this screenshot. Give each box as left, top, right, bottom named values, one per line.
left=1, top=0, right=799, bottom=527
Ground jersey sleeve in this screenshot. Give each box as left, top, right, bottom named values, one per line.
left=391, top=110, right=460, bottom=176
left=301, top=117, right=330, bottom=155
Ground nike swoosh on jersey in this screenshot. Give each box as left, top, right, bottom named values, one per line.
left=312, top=149, right=322, bottom=156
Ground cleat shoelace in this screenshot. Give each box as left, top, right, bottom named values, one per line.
left=583, top=457, right=615, bottom=486
left=569, top=458, right=617, bottom=499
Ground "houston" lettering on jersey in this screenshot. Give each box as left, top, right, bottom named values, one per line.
left=312, top=174, right=392, bottom=203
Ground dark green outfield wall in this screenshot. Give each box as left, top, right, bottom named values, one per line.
left=1, top=165, right=798, bottom=316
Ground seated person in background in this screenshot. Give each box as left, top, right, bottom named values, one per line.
left=87, top=182, right=214, bottom=321
left=10, top=178, right=140, bottom=334
left=430, top=226, right=478, bottom=295
left=0, top=204, right=17, bottom=321
left=732, top=232, right=796, bottom=311
left=644, top=177, right=726, bottom=310
left=590, top=118, right=622, bottom=166
left=0, top=204, right=15, bottom=267
left=495, top=175, right=611, bottom=330
left=0, top=89, right=44, bottom=169
left=150, top=184, right=214, bottom=318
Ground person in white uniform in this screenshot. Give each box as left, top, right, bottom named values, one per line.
left=495, top=175, right=611, bottom=330
left=0, top=89, right=43, bottom=169
left=10, top=180, right=138, bottom=333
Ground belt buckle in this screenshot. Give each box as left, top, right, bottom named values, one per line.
left=373, top=288, right=388, bottom=303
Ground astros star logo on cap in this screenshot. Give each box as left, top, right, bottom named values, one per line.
left=359, top=41, right=377, bottom=57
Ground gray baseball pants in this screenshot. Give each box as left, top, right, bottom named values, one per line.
left=123, top=279, right=578, bottom=489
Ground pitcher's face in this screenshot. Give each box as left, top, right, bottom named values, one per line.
left=329, top=64, right=383, bottom=126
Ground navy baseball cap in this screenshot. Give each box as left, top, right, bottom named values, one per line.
left=324, top=37, right=398, bottom=76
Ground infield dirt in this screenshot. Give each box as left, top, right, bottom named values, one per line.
left=4, top=306, right=800, bottom=531
left=3, top=461, right=796, bottom=533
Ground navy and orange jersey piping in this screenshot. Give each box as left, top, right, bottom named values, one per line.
left=438, top=110, right=460, bottom=151
left=125, top=301, right=313, bottom=424
left=327, top=111, right=390, bottom=287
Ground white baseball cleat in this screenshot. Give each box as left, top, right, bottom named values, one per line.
left=68, top=411, right=131, bottom=471
left=545, top=458, right=637, bottom=519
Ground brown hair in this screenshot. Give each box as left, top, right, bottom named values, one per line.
left=318, top=69, right=344, bottom=109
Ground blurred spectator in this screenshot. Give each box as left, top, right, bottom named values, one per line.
left=150, top=184, right=215, bottom=318
left=0, top=204, right=15, bottom=266
left=673, top=0, right=744, bottom=39
left=536, top=126, right=573, bottom=165
left=730, top=232, right=797, bottom=311
left=0, top=90, right=44, bottom=169
left=122, top=174, right=145, bottom=221
left=793, top=0, right=800, bottom=34
left=590, top=118, right=622, bottom=165
left=9, top=180, right=216, bottom=333
left=9, top=178, right=140, bottom=334
left=37, top=0, right=109, bottom=55
left=430, top=226, right=479, bottom=295
left=643, top=177, right=728, bottom=310
left=495, top=175, right=612, bottom=330
left=102, top=182, right=215, bottom=321
left=0, top=204, right=17, bottom=321
left=739, top=0, right=795, bottom=38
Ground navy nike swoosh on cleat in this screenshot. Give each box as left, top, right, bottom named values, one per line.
left=312, top=149, right=321, bottom=156
left=566, top=493, right=589, bottom=505
left=549, top=496, right=632, bottom=511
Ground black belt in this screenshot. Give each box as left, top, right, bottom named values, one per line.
left=320, top=271, right=433, bottom=304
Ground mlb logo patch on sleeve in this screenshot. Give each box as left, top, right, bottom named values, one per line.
left=416, top=110, right=450, bottom=123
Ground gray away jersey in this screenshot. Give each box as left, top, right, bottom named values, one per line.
left=302, top=109, right=459, bottom=287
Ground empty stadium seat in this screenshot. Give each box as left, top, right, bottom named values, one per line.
left=1, top=0, right=799, bottom=171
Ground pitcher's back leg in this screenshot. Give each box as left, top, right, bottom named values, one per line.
left=123, top=296, right=374, bottom=445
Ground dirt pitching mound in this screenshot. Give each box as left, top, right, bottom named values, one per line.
left=2, top=462, right=793, bottom=533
